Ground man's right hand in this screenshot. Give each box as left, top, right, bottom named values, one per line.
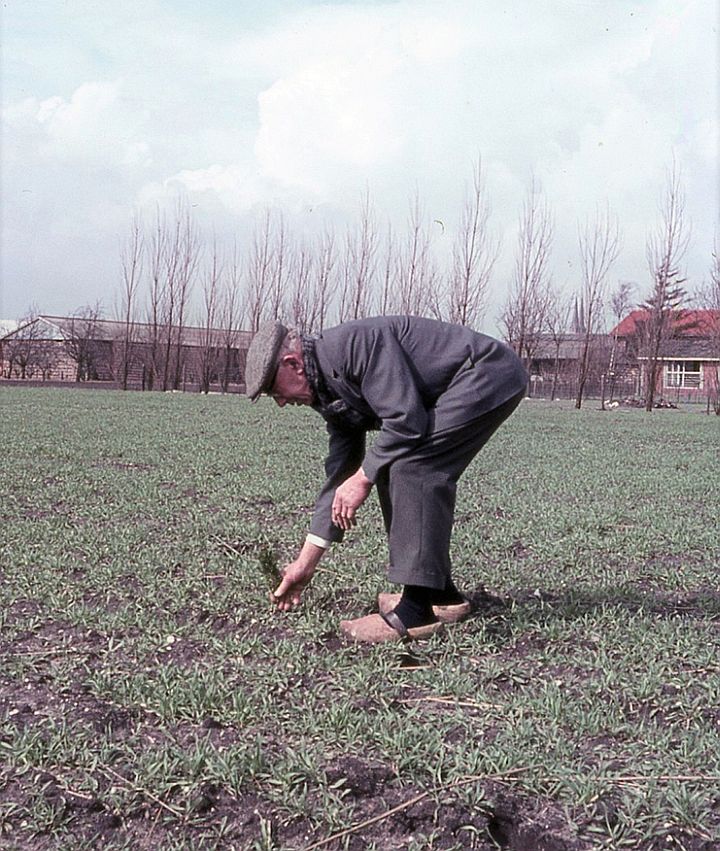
left=272, top=541, right=325, bottom=611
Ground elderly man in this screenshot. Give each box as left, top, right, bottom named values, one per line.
left=245, top=315, right=527, bottom=643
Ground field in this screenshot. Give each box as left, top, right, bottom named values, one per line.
left=1, top=386, right=719, bottom=851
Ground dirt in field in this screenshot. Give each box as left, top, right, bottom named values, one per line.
left=0, top=741, right=593, bottom=851
left=2, top=745, right=714, bottom=851
left=2, top=592, right=719, bottom=851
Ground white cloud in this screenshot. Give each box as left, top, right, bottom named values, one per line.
left=1, top=0, right=717, bottom=323
left=3, top=80, right=152, bottom=168
left=255, top=60, right=403, bottom=187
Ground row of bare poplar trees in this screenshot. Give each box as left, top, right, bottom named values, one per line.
left=118, top=160, right=499, bottom=337
left=116, top=157, right=718, bottom=407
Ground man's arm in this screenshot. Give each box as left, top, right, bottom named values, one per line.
left=272, top=424, right=366, bottom=612
left=308, top=424, right=366, bottom=542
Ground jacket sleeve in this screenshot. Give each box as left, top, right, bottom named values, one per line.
left=309, top=422, right=366, bottom=543
left=351, top=327, right=429, bottom=482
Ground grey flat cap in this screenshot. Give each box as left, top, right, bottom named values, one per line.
left=245, top=321, right=289, bottom=401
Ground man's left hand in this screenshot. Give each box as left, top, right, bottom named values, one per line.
left=332, top=468, right=373, bottom=530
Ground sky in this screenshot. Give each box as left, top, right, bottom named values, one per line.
left=1, top=0, right=717, bottom=333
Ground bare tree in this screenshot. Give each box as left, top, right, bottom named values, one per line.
left=117, top=214, right=144, bottom=390
left=337, top=190, right=378, bottom=322
left=698, top=241, right=720, bottom=414
left=143, top=208, right=166, bottom=390
left=289, top=240, right=315, bottom=334
left=197, top=238, right=222, bottom=394
left=65, top=303, right=104, bottom=381
left=309, top=229, right=338, bottom=332
left=393, top=191, right=439, bottom=316
left=34, top=338, right=59, bottom=380
left=544, top=288, right=573, bottom=401
left=159, top=213, right=180, bottom=390
left=500, top=178, right=554, bottom=370
left=171, top=202, right=201, bottom=390
left=218, top=240, right=245, bottom=392
left=607, top=280, right=635, bottom=402
left=377, top=223, right=397, bottom=317
left=268, top=212, right=290, bottom=323
left=3, top=308, right=47, bottom=378
left=247, top=210, right=274, bottom=332
left=448, top=158, right=500, bottom=327
left=641, top=160, right=690, bottom=411
left=574, top=205, right=621, bottom=408
left=611, top=281, right=635, bottom=325
left=288, top=229, right=340, bottom=334
left=138, top=202, right=201, bottom=391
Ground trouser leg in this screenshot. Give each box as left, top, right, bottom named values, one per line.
left=386, top=462, right=455, bottom=588
left=385, top=391, right=523, bottom=590
left=375, top=467, right=393, bottom=535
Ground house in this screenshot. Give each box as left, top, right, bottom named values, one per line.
left=610, top=309, right=720, bottom=405
left=524, top=332, right=641, bottom=400
left=0, top=315, right=254, bottom=391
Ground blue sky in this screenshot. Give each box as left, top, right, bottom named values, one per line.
left=1, top=0, right=717, bottom=330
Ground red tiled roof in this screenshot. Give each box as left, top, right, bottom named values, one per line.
left=611, top=309, right=720, bottom=337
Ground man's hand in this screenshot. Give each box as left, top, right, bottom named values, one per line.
left=272, top=541, right=325, bottom=611
left=332, top=468, right=373, bottom=531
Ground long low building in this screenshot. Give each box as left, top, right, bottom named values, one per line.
left=0, top=314, right=254, bottom=391
left=3, top=310, right=719, bottom=405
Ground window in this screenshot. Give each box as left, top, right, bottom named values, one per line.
left=664, top=361, right=702, bottom=389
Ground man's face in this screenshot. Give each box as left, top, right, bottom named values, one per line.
left=268, top=354, right=314, bottom=407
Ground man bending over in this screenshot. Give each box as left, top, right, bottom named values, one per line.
left=245, top=315, right=527, bottom=644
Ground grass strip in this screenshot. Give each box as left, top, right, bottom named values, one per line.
left=300, top=769, right=720, bottom=851
left=300, top=766, right=529, bottom=851
left=98, top=764, right=186, bottom=820
left=397, top=695, right=500, bottom=710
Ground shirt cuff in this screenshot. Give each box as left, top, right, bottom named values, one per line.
left=306, top=533, right=332, bottom=550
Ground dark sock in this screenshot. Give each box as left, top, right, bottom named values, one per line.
left=432, top=577, right=465, bottom=606
left=392, top=584, right=438, bottom=628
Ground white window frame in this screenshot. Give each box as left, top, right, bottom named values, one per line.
left=664, top=360, right=702, bottom=389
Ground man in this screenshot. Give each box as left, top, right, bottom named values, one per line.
left=245, top=315, right=528, bottom=644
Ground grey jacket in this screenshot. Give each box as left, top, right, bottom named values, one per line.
left=309, top=315, right=528, bottom=542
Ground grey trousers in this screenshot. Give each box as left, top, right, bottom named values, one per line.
left=375, top=391, right=524, bottom=590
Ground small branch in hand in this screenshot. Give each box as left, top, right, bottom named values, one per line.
left=257, top=545, right=282, bottom=589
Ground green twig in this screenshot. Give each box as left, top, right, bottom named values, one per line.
left=213, top=535, right=282, bottom=589
left=257, top=544, right=282, bottom=588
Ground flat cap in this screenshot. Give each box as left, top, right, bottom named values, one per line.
left=245, top=321, right=289, bottom=401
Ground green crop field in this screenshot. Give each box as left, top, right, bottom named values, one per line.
left=1, top=386, right=719, bottom=851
